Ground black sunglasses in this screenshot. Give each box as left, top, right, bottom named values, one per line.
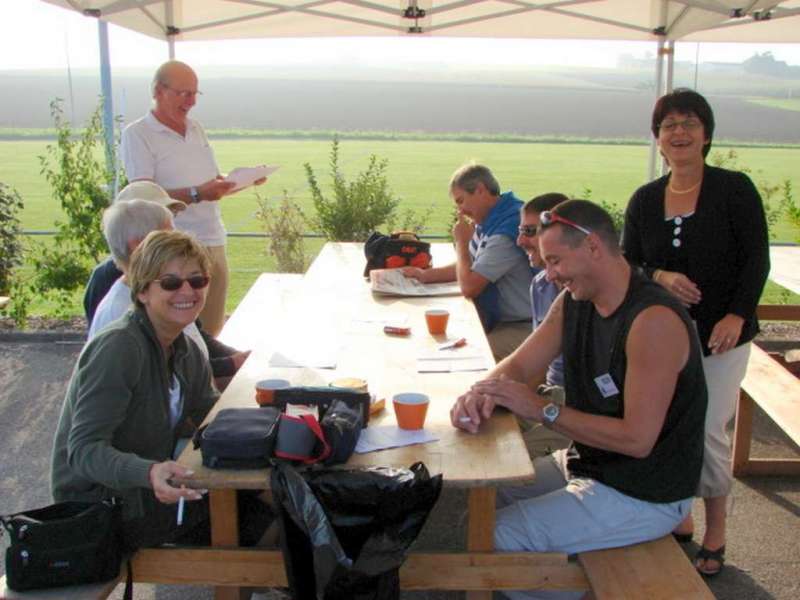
left=153, top=275, right=210, bottom=292
left=539, top=210, right=592, bottom=236
left=518, top=225, right=538, bottom=238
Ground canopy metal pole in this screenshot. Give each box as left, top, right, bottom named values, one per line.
left=665, top=40, right=675, bottom=93
left=647, top=36, right=666, bottom=182
left=167, top=0, right=176, bottom=58
left=97, top=18, right=115, bottom=175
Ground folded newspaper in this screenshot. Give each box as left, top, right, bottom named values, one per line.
left=369, top=269, right=461, bottom=297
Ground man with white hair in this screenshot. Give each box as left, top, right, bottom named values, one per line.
left=83, top=181, right=184, bottom=322
left=88, top=200, right=208, bottom=350
left=120, top=60, right=265, bottom=336
left=87, top=199, right=250, bottom=388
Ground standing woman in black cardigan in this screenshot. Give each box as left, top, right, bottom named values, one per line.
left=622, top=88, right=769, bottom=577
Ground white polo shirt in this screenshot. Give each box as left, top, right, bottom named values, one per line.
left=120, top=111, right=226, bottom=246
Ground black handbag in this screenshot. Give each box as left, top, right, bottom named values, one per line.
left=363, top=231, right=432, bottom=277
left=193, top=406, right=281, bottom=469
left=1, top=499, right=124, bottom=592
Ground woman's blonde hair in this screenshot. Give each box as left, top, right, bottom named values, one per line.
left=129, top=230, right=211, bottom=307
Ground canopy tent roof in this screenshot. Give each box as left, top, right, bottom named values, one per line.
left=41, top=0, right=800, bottom=43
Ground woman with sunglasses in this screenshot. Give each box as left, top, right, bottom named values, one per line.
left=51, top=230, right=269, bottom=550
left=622, top=88, right=770, bottom=577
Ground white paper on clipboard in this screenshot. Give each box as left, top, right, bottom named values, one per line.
left=225, top=165, right=280, bottom=192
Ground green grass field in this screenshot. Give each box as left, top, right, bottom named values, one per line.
left=3, top=137, right=800, bottom=315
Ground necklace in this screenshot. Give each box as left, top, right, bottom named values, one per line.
left=668, top=178, right=702, bottom=194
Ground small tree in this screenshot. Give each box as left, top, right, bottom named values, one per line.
left=0, top=182, right=24, bottom=295
left=304, top=137, right=399, bottom=241
left=708, top=149, right=786, bottom=239
left=255, top=191, right=307, bottom=273
left=34, top=98, right=115, bottom=292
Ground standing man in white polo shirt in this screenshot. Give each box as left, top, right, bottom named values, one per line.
left=121, top=60, right=260, bottom=336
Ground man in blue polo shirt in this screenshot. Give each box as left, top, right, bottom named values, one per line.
left=402, top=164, right=532, bottom=360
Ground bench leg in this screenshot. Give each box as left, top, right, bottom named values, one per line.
left=732, top=390, right=755, bottom=477
left=210, top=489, right=246, bottom=600
left=466, top=487, right=496, bottom=600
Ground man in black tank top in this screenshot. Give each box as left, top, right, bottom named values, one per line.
left=451, top=201, right=706, bottom=600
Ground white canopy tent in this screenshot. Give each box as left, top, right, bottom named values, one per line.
left=40, top=0, right=800, bottom=179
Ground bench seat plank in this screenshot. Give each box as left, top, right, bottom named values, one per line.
left=578, top=536, right=714, bottom=600
left=740, top=344, right=800, bottom=447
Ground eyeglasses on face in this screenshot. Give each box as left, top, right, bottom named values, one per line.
left=539, top=211, right=592, bottom=236
left=153, top=275, right=210, bottom=292
left=518, top=225, right=538, bottom=238
left=161, top=84, right=202, bottom=99
left=659, top=118, right=702, bottom=133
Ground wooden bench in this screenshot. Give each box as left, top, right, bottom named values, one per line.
left=579, top=535, right=714, bottom=600
left=733, top=342, right=800, bottom=477
left=0, top=564, right=126, bottom=600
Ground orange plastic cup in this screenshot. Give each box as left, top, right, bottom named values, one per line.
left=425, top=309, right=449, bottom=335
left=393, top=393, right=430, bottom=430
left=255, top=378, right=291, bottom=405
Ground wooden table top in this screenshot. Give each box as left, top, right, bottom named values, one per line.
left=178, top=243, right=534, bottom=489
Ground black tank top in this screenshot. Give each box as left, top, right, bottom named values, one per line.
left=562, top=267, right=707, bottom=503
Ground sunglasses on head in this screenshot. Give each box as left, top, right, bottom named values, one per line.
left=518, top=225, right=538, bottom=238
left=539, top=211, right=592, bottom=236
left=153, top=275, right=210, bottom=292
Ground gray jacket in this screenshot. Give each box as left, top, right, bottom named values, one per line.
left=51, top=308, right=218, bottom=520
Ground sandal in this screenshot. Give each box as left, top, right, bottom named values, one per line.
left=672, top=531, right=693, bottom=544
left=695, top=545, right=726, bottom=577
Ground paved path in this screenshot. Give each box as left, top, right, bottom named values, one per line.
left=1, top=338, right=798, bottom=599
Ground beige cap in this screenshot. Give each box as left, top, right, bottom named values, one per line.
left=116, top=181, right=185, bottom=212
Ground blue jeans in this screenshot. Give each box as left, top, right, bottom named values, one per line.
left=495, top=449, right=692, bottom=600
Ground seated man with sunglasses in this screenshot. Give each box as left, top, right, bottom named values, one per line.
left=517, top=192, right=569, bottom=387
left=451, top=200, right=707, bottom=600
left=402, top=164, right=533, bottom=361
left=89, top=199, right=249, bottom=390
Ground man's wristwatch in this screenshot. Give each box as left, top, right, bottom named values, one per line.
left=542, top=402, right=561, bottom=427
left=189, top=186, right=200, bottom=204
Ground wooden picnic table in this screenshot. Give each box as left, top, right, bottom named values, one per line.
left=175, top=242, right=543, bottom=599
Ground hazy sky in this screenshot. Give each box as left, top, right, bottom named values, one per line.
left=3, top=0, right=800, bottom=72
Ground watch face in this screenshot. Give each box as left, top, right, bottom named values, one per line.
left=544, top=403, right=559, bottom=423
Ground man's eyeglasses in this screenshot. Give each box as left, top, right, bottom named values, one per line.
left=162, top=84, right=202, bottom=99
left=539, top=211, right=592, bottom=236
left=153, top=275, right=210, bottom=292
left=659, top=118, right=702, bottom=133
left=518, top=225, right=538, bottom=238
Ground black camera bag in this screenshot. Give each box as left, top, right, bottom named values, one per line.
left=193, top=407, right=281, bottom=469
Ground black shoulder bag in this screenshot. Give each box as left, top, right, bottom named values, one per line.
left=1, top=498, right=131, bottom=597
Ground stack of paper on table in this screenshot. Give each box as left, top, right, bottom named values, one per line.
left=354, top=426, right=439, bottom=454
left=416, top=351, right=491, bottom=373
left=268, top=344, right=338, bottom=369
left=370, top=269, right=461, bottom=297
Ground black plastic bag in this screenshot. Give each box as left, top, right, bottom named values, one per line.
left=271, top=462, right=443, bottom=600
left=319, top=399, right=364, bottom=466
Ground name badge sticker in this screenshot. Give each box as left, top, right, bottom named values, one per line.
left=594, top=373, right=619, bottom=398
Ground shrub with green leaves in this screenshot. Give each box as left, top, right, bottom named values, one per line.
left=255, top=191, right=307, bottom=273
left=304, top=137, right=399, bottom=241
left=34, top=98, right=115, bottom=292
left=0, top=182, right=24, bottom=295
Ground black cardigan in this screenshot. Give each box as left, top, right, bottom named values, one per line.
left=622, top=164, right=770, bottom=356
